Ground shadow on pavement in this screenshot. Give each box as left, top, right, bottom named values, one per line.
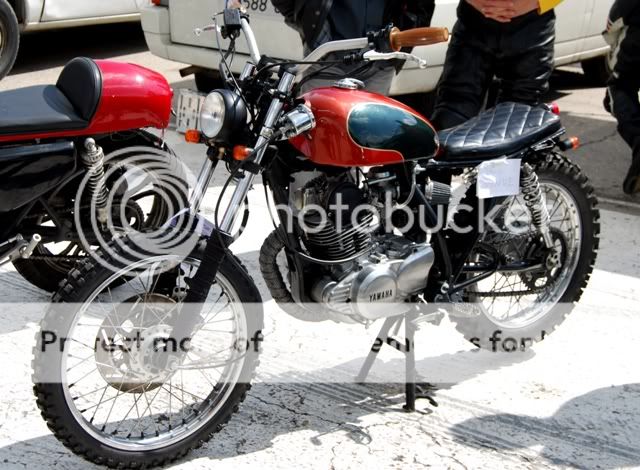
left=0, top=347, right=532, bottom=468
left=448, top=383, right=640, bottom=468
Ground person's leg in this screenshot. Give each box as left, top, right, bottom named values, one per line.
left=431, top=19, right=496, bottom=130
left=607, top=81, right=640, bottom=194
left=496, top=12, right=555, bottom=106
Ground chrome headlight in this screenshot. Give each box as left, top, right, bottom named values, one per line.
left=199, top=89, right=247, bottom=140
left=199, top=92, right=226, bottom=138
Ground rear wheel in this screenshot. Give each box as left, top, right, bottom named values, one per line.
left=451, top=154, right=600, bottom=350
left=0, top=0, right=19, bottom=80
left=33, top=239, right=263, bottom=467
left=13, top=134, right=187, bottom=292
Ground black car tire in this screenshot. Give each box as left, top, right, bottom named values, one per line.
left=0, top=0, right=20, bottom=80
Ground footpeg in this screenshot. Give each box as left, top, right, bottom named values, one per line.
left=1, top=234, right=42, bottom=266
left=20, top=234, right=42, bottom=259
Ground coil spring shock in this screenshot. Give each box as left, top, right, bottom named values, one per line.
left=81, top=138, right=109, bottom=227
left=520, top=163, right=554, bottom=248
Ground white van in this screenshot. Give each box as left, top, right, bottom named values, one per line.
left=142, top=0, right=613, bottom=95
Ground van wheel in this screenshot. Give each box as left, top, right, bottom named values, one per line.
left=0, top=0, right=20, bottom=80
left=194, top=71, right=223, bottom=93
left=581, top=57, right=611, bottom=86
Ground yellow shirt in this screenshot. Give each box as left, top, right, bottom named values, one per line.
left=539, top=0, right=563, bottom=14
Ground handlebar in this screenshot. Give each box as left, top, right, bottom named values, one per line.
left=389, top=27, right=449, bottom=51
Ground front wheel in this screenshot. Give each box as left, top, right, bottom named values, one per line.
left=451, top=153, right=600, bottom=350
left=33, top=238, right=263, bottom=467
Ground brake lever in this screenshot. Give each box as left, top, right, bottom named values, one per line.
left=194, top=24, right=220, bottom=36
left=362, top=50, right=428, bottom=69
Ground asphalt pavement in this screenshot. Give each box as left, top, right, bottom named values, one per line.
left=0, top=23, right=639, bottom=470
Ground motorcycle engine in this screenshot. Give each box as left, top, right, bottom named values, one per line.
left=289, top=171, right=435, bottom=323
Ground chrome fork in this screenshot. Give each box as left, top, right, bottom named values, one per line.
left=217, top=71, right=295, bottom=233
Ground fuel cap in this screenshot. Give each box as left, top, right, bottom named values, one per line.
left=333, top=78, right=365, bottom=90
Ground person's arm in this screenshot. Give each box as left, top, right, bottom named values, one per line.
left=608, top=0, right=637, bottom=29
left=538, top=0, right=562, bottom=14
left=271, top=0, right=296, bottom=24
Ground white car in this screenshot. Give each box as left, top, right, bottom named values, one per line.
left=0, top=0, right=150, bottom=79
left=142, top=0, right=613, bottom=96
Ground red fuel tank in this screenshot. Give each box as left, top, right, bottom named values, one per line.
left=290, top=86, right=439, bottom=167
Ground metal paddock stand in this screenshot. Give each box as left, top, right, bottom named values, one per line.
left=356, top=311, right=439, bottom=412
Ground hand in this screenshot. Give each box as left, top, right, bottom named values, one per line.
left=465, top=0, right=539, bottom=22
left=508, top=0, right=540, bottom=18
left=466, top=0, right=515, bottom=22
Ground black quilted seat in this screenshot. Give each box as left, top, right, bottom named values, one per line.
left=0, top=57, right=102, bottom=136
left=437, top=102, right=562, bottom=160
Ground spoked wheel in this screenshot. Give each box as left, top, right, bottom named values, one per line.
left=451, top=154, right=599, bottom=350
left=33, top=243, right=263, bottom=467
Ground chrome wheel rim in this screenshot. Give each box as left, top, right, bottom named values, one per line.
left=470, top=180, right=582, bottom=328
left=59, top=255, right=248, bottom=451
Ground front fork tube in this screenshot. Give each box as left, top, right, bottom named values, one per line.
left=173, top=71, right=296, bottom=349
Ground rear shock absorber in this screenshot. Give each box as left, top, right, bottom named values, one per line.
left=520, top=163, right=554, bottom=249
left=81, top=138, right=109, bottom=228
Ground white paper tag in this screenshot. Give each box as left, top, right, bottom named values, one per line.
left=476, top=158, right=521, bottom=199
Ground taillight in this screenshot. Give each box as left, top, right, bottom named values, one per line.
left=549, top=102, right=561, bottom=115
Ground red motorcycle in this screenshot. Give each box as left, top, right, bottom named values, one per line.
left=0, top=57, right=185, bottom=291
left=33, top=8, right=599, bottom=467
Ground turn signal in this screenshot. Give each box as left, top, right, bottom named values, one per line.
left=568, top=136, right=580, bottom=150
left=233, top=145, right=252, bottom=161
left=185, top=129, right=201, bottom=143
left=558, top=136, right=580, bottom=151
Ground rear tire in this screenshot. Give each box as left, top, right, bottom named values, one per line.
left=451, top=154, right=600, bottom=350
left=13, top=134, right=186, bottom=292
left=0, top=0, right=20, bottom=80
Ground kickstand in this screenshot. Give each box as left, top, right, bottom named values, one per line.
left=356, top=311, right=438, bottom=412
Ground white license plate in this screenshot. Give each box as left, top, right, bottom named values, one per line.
left=176, top=89, right=206, bottom=134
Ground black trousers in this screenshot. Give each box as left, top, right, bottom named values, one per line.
left=607, top=82, right=640, bottom=165
left=432, top=4, right=555, bottom=130
left=605, top=27, right=640, bottom=190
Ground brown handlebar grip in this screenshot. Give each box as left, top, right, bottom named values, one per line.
left=389, top=27, right=450, bottom=51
